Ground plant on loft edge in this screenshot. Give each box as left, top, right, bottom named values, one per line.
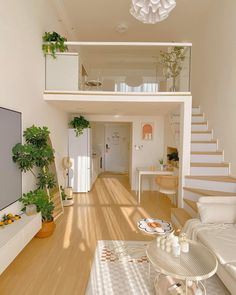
left=42, top=31, right=68, bottom=58
left=69, top=116, right=90, bottom=136
left=159, top=46, right=186, bottom=91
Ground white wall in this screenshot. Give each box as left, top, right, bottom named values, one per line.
left=0, top=1, right=68, bottom=215
left=132, top=117, right=165, bottom=190
left=192, top=0, right=236, bottom=175
left=91, top=122, right=105, bottom=169
left=86, top=115, right=165, bottom=190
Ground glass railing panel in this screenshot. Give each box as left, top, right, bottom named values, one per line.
left=45, top=43, right=191, bottom=93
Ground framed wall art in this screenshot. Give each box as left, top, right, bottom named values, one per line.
left=142, top=122, right=154, bottom=140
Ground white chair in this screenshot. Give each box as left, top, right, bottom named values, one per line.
left=155, top=175, right=178, bottom=205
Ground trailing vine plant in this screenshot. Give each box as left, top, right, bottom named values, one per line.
left=42, top=31, right=68, bottom=58
left=69, top=116, right=90, bottom=136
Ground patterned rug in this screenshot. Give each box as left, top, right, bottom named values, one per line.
left=85, top=240, right=230, bottom=295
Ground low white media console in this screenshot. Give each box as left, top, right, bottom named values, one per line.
left=0, top=213, right=42, bottom=274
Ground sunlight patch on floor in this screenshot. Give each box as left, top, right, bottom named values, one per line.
left=63, top=206, right=74, bottom=249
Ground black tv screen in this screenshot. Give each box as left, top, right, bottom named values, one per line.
left=0, top=107, right=22, bottom=210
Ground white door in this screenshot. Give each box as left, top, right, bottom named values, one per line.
left=105, top=124, right=130, bottom=173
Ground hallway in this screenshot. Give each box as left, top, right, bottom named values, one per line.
left=0, top=174, right=172, bottom=295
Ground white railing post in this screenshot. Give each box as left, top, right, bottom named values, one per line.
left=178, top=97, right=192, bottom=207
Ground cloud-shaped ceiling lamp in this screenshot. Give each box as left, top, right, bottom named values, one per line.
left=130, top=0, right=176, bottom=24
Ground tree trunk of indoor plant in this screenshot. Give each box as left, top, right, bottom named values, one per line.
left=172, top=77, right=176, bottom=92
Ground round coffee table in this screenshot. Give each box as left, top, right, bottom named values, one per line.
left=146, top=239, right=218, bottom=295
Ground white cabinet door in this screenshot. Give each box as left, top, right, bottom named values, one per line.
left=45, top=53, right=79, bottom=90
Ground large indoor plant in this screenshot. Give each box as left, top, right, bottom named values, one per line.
left=159, top=46, right=185, bottom=91
left=69, top=116, right=90, bottom=136
left=12, top=125, right=56, bottom=191
left=12, top=125, right=56, bottom=237
left=21, top=190, right=55, bottom=238
left=42, top=31, right=68, bottom=58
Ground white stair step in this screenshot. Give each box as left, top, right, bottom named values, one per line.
left=185, top=176, right=236, bottom=193
left=190, top=163, right=230, bottom=176
left=183, top=187, right=236, bottom=202
left=191, top=151, right=224, bottom=163
left=191, top=141, right=218, bottom=152
left=192, top=114, right=205, bottom=123
left=183, top=199, right=198, bottom=218
left=192, top=106, right=201, bottom=115
left=191, top=122, right=208, bottom=132
left=191, top=131, right=213, bottom=141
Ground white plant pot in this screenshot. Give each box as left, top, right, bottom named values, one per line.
left=63, top=187, right=74, bottom=207
left=64, top=187, right=73, bottom=198
left=63, top=199, right=74, bottom=207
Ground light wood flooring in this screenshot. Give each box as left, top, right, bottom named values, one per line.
left=0, top=173, right=172, bottom=295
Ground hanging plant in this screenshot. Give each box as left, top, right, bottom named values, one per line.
left=42, top=31, right=68, bottom=58
left=69, top=116, right=90, bottom=136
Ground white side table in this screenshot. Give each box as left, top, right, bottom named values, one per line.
left=146, top=239, right=218, bottom=295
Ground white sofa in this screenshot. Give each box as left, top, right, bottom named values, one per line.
left=182, top=196, right=236, bottom=295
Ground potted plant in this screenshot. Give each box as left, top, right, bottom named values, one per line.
left=69, top=116, right=90, bottom=136
left=167, top=151, right=179, bottom=167
left=159, top=46, right=185, bottom=91
left=159, top=159, right=164, bottom=171
left=21, top=190, right=55, bottom=238
left=42, top=31, right=68, bottom=58
left=12, top=125, right=58, bottom=237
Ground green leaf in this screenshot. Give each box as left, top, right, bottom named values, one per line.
left=68, top=116, right=90, bottom=137
left=42, top=31, right=68, bottom=58
left=20, top=190, right=54, bottom=222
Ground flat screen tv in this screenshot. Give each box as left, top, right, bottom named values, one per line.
left=0, top=107, right=22, bottom=210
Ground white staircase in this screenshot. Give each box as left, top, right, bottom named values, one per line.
left=171, top=106, right=236, bottom=229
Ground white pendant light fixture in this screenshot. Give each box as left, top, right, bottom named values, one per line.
left=130, top=0, right=176, bottom=24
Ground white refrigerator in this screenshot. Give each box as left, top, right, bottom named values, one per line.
left=68, top=128, right=92, bottom=192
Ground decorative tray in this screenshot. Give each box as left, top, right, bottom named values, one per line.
left=137, top=218, right=173, bottom=235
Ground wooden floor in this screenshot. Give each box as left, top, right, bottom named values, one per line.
left=0, top=173, right=172, bottom=295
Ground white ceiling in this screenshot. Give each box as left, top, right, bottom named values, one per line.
left=54, top=0, right=213, bottom=42
left=47, top=100, right=180, bottom=116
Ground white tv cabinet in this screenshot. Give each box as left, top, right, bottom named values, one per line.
left=0, top=213, right=42, bottom=274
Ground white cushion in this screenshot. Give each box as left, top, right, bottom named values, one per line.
left=197, top=202, right=236, bottom=224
